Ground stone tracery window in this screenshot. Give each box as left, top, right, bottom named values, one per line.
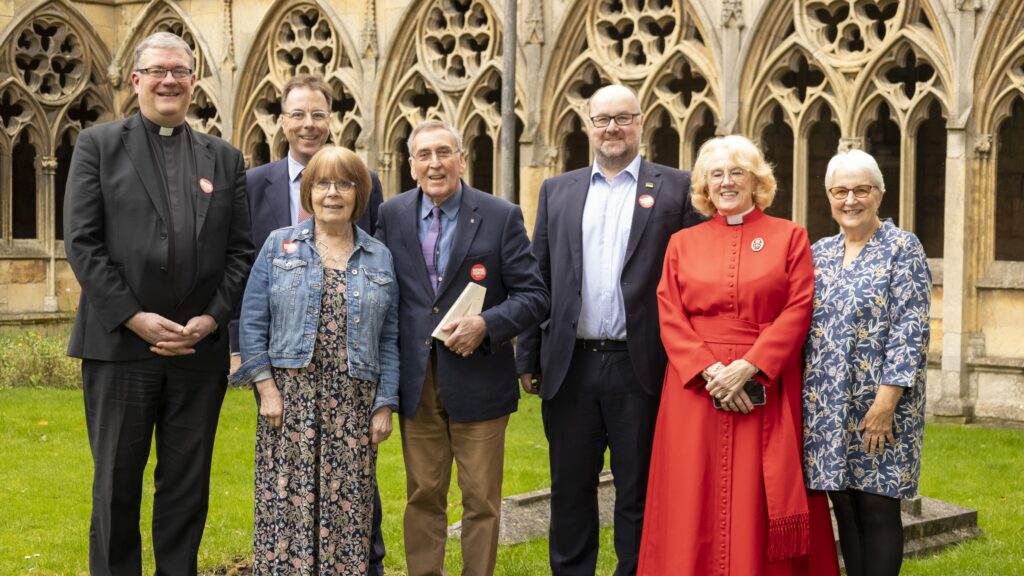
left=0, top=5, right=112, bottom=250
left=13, top=17, right=85, bottom=104
left=744, top=0, right=948, bottom=252
left=379, top=0, right=522, bottom=198
left=591, top=0, right=682, bottom=79
left=420, top=0, right=495, bottom=87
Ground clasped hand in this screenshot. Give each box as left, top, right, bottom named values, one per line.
left=704, top=359, right=758, bottom=414
left=125, top=311, right=217, bottom=356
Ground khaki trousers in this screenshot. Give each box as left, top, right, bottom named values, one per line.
left=400, top=355, right=509, bottom=576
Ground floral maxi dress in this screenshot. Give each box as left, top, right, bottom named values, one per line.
left=254, top=267, right=378, bottom=575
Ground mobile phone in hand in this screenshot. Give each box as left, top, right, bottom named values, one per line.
left=713, top=380, right=766, bottom=409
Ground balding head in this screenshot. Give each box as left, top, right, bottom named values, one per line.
left=587, top=85, right=641, bottom=116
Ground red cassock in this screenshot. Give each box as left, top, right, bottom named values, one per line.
left=638, top=209, right=839, bottom=576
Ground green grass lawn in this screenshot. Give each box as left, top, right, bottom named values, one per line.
left=0, top=387, right=1020, bottom=575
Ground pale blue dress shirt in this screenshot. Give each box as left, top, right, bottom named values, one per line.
left=418, top=183, right=463, bottom=287
left=577, top=154, right=641, bottom=340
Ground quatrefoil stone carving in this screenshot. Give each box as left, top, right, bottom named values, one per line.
left=14, top=18, right=85, bottom=103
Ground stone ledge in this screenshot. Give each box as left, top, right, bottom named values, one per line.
left=448, top=472, right=981, bottom=563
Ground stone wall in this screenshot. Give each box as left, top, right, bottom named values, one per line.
left=1, top=0, right=1023, bottom=422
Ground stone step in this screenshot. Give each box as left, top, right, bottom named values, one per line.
left=448, top=471, right=982, bottom=561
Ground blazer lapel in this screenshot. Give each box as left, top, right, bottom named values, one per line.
left=623, top=160, right=661, bottom=266
left=437, top=183, right=481, bottom=301
left=566, top=172, right=589, bottom=287
left=399, top=190, right=436, bottom=298
left=268, top=159, right=292, bottom=229
left=193, top=129, right=215, bottom=240
left=121, top=115, right=170, bottom=226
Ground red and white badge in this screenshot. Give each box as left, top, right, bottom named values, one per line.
left=282, top=241, right=298, bottom=254
left=638, top=194, right=655, bottom=209
left=470, top=263, right=487, bottom=281
left=199, top=178, right=214, bottom=194
left=751, top=237, right=765, bottom=252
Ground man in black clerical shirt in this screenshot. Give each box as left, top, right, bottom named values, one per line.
left=63, top=32, right=253, bottom=575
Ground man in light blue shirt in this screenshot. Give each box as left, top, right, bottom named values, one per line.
left=517, top=84, right=700, bottom=575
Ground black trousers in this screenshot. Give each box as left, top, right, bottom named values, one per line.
left=543, top=347, right=659, bottom=576
left=83, top=358, right=227, bottom=576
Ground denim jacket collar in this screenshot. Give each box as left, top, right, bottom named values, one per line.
left=286, top=220, right=380, bottom=257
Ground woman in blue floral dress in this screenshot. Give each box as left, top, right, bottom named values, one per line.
left=802, top=149, right=931, bottom=576
left=232, top=147, right=399, bottom=575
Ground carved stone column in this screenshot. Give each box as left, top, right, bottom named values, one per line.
left=40, top=155, right=58, bottom=312
left=358, top=0, right=380, bottom=164
left=933, top=0, right=984, bottom=421
left=719, top=1, right=744, bottom=135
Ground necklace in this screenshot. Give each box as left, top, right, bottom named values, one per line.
left=315, top=232, right=354, bottom=269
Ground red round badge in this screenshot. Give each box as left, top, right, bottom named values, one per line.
left=282, top=241, right=298, bottom=254
left=199, top=178, right=214, bottom=194
left=638, top=194, right=655, bottom=209
left=470, top=264, right=487, bottom=281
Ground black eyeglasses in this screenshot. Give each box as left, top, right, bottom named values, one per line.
left=589, top=113, right=642, bottom=128
left=828, top=185, right=875, bottom=200
left=136, top=67, right=193, bottom=80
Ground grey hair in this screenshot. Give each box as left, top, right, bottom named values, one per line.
left=407, top=120, right=463, bottom=154
left=587, top=84, right=642, bottom=115
left=824, top=149, right=886, bottom=193
left=134, top=32, right=195, bottom=71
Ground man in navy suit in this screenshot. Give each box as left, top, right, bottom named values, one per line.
left=516, top=85, right=702, bottom=575
left=376, top=120, right=548, bottom=576
left=227, top=73, right=387, bottom=575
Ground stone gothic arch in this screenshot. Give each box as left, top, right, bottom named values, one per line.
left=740, top=0, right=950, bottom=246
left=973, top=0, right=1024, bottom=265
left=540, top=0, right=717, bottom=173
left=234, top=0, right=366, bottom=168
left=0, top=0, right=112, bottom=256
left=376, top=0, right=524, bottom=197
left=111, top=0, right=222, bottom=136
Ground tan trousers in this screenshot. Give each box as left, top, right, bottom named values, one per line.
left=400, top=355, right=509, bottom=576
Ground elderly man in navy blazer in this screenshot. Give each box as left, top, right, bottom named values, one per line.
left=517, top=85, right=702, bottom=575
left=227, top=73, right=387, bottom=575
left=376, top=120, right=548, bottom=576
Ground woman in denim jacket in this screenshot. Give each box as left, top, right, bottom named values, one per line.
left=231, top=146, right=399, bottom=574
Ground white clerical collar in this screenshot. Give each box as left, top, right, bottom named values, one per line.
left=722, top=205, right=756, bottom=225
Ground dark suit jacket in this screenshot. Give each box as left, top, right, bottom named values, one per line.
left=376, top=182, right=549, bottom=422
left=228, top=157, right=385, bottom=352
left=516, top=160, right=701, bottom=398
left=64, top=113, right=254, bottom=371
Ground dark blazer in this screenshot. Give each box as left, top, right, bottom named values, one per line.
left=229, top=157, right=385, bottom=353
left=64, top=113, right=254, bottom=371
left=516, top=160, right=701, bottom=398
left=376, top=182, right=548, bottom=422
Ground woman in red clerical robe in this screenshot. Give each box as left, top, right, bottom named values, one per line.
left=637, top=135, right=838, bottom=576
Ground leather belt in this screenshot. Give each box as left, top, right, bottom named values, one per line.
left=575, top=339, right=628, bottom=352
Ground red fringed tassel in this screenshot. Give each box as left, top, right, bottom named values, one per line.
left=767, top=512, right=810, bottom=562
